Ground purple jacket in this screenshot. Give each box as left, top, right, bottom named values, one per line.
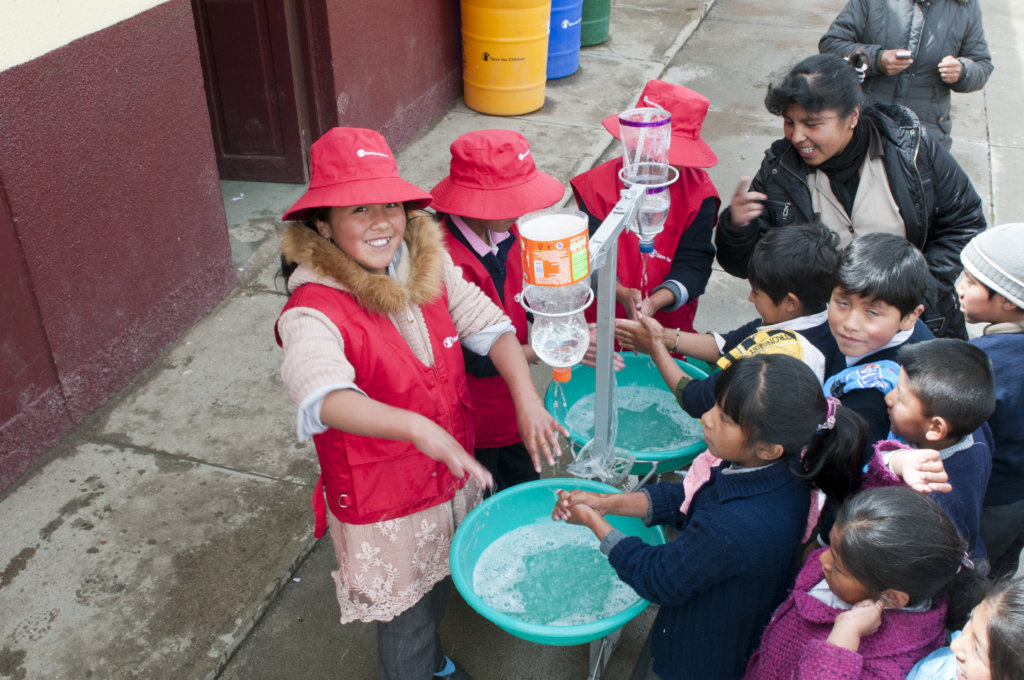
left=742, top=548, right=946, bottom=680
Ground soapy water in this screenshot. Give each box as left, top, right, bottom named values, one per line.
left=565, top=385, right=703, bottom=452
left=472, top=522, right=640, bottom=626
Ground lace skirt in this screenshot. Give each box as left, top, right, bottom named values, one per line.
left=327, top=478, right=484, bottom=624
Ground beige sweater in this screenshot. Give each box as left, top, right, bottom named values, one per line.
left=277, top=213, right=510, bottom=416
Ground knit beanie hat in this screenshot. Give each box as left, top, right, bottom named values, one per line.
left=960, top=223, right=1024, bottom=309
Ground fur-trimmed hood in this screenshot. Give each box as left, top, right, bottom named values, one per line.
left=281, top=210, right=445, bottom=315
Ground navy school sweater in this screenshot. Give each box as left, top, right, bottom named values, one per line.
left=934, top=425, right=994, bottom=558
left=826, top=319, right=934, bottom=448
left=605, top=461, right=808, bottom=680
left=970, top=330, right=1024, bottom=507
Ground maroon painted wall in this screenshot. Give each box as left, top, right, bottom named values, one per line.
left=0, top=0, right=235, bottom=491
left=320, top=0, right=462, bottom=149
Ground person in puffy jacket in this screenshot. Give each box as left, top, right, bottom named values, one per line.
left=819, top=0, right=993, bottom=150
left=716, top=53, right=986, bottom=339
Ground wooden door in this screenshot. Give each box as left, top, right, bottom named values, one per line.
left=192, top=0, right=308, bottom=183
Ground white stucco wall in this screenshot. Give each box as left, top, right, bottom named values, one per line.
left=0, top=0, right=167, bottom=71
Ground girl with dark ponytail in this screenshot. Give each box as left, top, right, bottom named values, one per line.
left=745, top=486, right=989, bottom=680
left=551, top=354, right=867, bottom=680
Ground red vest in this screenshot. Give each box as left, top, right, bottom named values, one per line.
left=571, top=158, right=717, bottom=333
left=276, top=283, right=472, bottom=530
left=442, top=223, right=527, bottom=448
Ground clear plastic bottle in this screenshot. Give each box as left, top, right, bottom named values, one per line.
left=633, top=184, right=670, bottom=253
left=524, top=281, right=591, bottom=382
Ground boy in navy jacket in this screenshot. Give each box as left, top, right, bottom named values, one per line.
left=958, top=223, right=1024, bottom=575
left=882, top=339, right=996, bottom=557
left=823, top=233, right=934, bottom=445
left=615, top=222, right=840, bottom=417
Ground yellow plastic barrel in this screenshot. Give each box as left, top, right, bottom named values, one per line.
left=461, top=0, right=551, bottom=116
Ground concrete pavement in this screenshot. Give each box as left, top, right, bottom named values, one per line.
left=2, top=0, right=1019, bottom=678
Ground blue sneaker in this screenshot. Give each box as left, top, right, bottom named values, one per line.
left=434, top=655, right=472, bottom=680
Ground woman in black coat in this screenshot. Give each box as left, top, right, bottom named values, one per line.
left=716, top=54, right=986, bottom=339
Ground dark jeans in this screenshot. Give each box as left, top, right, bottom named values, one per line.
left=377, top=577, right=450, bottom=680
left=629, top=623, right=664, bottom=680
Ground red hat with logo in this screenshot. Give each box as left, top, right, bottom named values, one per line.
left=601, top=80, right=718, bottom=168
left=429, top=129, right=565, bottom=220
left=282, top=127, right=432, bottom=222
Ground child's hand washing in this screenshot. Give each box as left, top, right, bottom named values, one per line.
left=615, top=315, right=667, bottom=356
left=411, top=415, right=494, bottom=490
left=580, top=323, right=626, bottom=371
left=551, top=489, right=608, bottom=525
left=515, top=397, right=568, bottom=472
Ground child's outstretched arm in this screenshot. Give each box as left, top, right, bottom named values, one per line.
left=865, top=445, right=952, bottom=494
left=615, top=316, right=721, bottom=363
left=615, top=315, right=697, bottom=396
left=319, top=389, right=493, bottom=489
left=888, top=449, right=952, bottom=494
left=487, top=332, right=569, bottom=472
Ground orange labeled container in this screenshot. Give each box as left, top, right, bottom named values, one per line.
left=519, top=210, right=590, bottom=286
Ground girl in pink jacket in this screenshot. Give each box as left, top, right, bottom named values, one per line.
left=744, top=486, right=986, bottom=680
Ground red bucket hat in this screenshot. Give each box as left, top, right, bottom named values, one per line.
left=282, top=127, right=432, bottom=222
left=429, top=130, right=565, bottom=220
left=602, top=80, right=718, bottom=168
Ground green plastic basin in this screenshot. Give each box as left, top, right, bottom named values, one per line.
left=450, top=478, right=666, bottom=645
left=545, top=354, right=708, bottom=474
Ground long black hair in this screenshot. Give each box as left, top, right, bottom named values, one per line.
left=713, top=354, right=864, bottom=503
left=834, top=487, right=988, bottom=630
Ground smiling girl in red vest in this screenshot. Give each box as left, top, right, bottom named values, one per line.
left=571, top=80, right=720, bottom=337
left=275, top=127, right=565, bottom=680
left=429, top=129, right=568, bottom=491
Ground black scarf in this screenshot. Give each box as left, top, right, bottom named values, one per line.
left=811, top=120, right=870, bottom=217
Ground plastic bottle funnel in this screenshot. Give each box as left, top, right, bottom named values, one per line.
left=617, top=163, right=679, bottom=252
left=519, top=209, right=593, bottom=382
left=618, top=107, right=671, bottom=177
left=617, top=107, right=674, bottom=251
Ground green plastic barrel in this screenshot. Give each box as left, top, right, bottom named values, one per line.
left=580, top=0, right=611, bottom=46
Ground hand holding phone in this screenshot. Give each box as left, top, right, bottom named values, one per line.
left=881, top=49, right=915, bottom=75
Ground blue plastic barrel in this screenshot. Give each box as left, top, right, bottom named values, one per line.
left=546, top=0, right=583, bottom=79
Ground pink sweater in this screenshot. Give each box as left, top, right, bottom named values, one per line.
left=742, top=549, right=946, bottom=680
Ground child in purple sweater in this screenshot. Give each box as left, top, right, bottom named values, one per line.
left=744, top=487, right=987, bottom=680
